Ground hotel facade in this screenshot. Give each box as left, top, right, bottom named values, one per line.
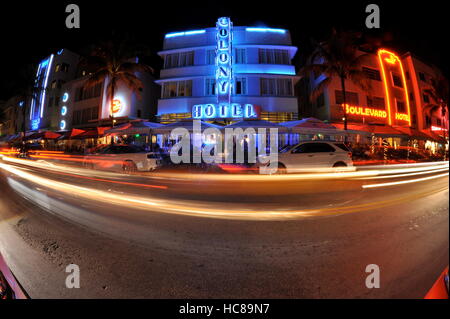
left=156, top=17, right=300, bottom=124
left=306, top=49, right=448, bottom=147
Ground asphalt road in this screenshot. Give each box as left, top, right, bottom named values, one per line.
left=0, top=157, right=448, bottom=298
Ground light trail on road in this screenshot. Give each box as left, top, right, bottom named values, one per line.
left=0, top=158, right=448, bottom=220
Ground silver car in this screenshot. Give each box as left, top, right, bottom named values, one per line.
left=83, top=144, right=162, bottom=173
left=268, top=141, right=354, bottom=173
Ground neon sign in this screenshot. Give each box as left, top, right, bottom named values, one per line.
left=344, top=104, right=387, bottom=118
left=60, top=120, right=66, bottom=130
left=112, top=99, right=122, bottom=114
left=216, top=17, right=233, bottom=112
left=377, top=49, right=412, bottom=126
left=61, top=106, right=67, bottom=116
left=31, top=119, right=40, bottom=130
left=192, top=104, right=258, bottom=119
left=62, top=92, right=69, bottom=102
left=395, top=113, right=410, bottom=121
left=431, top=126, right=448, bottom=132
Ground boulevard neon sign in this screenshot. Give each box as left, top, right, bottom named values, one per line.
left=344, top=104, right=387, bottom=118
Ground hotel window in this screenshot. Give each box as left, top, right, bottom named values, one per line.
left=316, top=93, right=325, bottom=108
left=423, top=93, right=430, bottom=103
left=165, top=51, right=194, bottom=68
left=396, top=100, right=406, bottom=113
left=206, top=50, right=216, bottom=65
left=258, top=49, right=290, bottom=65
left=205, top=78, right=216, bottom=96
left=235, top=48, right=246, bottom=64
left=74, top=83, right=102, bottom=101
left=235, top=77, right=247, bottom=95
left=260, top=78, right=293, bottom=96
left=276, top=78, right=293, bottom=96
left=60, top=63, right=70, bottom=73
left=362, top=67, right=381, bottom=81
left=335, top=90, right=359, bottom=105
left=425, top=115, right=432, bottom=128
left=366, top=96, right=385, bottom=109
left=55, top=64, right=61, bottom=72
left=419, top=72, right=426, bottom=82
left=162, top=80, right=192, bottom=98
left=50, top=80, right=57, bottom=89
left=177, top=80, right=192, bottom=97
left=392, top=74, right=403, bottom=87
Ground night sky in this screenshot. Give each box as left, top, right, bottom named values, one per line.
left=0, top=0, right=448, bottom=100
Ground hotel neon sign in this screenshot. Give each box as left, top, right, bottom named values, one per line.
left=343, top=104, right=387, bottom=118
left=192, top=17, right=259, bottom=120
left=377, top=49, right=412, bottom=126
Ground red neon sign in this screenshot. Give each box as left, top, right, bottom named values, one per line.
left=377, top=49, right=412, bottom=127
left=111, top=99, right=122, bottom=114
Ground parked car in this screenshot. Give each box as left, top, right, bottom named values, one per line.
left=0, top=253, right=28, bottom=299
left=259, top=141, right=353, bottom=173
left=82, top=144, right=162, bottom=173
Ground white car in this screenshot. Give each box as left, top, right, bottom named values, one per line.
left=83, top=144, right=162, bottom=173
left=261, top=141, right=353, bottom=173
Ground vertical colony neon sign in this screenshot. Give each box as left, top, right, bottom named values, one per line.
left=191, top=17, right=257, bottom=119
left=216, top=17, right=233, bottom=116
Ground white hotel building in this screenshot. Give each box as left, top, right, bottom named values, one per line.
left=156, top=17, right=300, bottom=123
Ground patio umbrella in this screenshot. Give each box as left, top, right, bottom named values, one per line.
left=105, top=120, right=164, bottom=135
left=151, top=120, right=222, bottom=134
left=25, top=131, right=61, bottom=140
left=224, top=119, right=288, bottom=133
left=281, top=118, right=339, bottom=134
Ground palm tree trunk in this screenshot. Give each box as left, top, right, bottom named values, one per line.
left=340, top=76, right=348, bottom=131
left=110, top=81, right=115, bottom=145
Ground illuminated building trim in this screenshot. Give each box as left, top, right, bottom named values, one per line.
left=40, top=54, right=54, bottom=118
left=59, top=120, right=66, bottom=130
left=61, top=106, right=67, bottom=116
left=377, top=49, right=412, bottom=126
left=165, top=30, right=206, bottom=38
left=246, top=27, right=286, bottom=34
left=62, top=92, right=69, bottom=103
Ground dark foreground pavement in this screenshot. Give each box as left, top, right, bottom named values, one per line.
left=0, top=158, right=448, bottom=298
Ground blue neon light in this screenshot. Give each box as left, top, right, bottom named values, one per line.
left=31, top=119, right=40, bottom=130
left=19, top=101, right=24, bottom=107
left=192, top=104, right=257, bottom=119
left=61, top=106, right=67, bottom=116
left=165, top=30, right=206, bottom=38
left=62, top=92, right=69, bottom=102
left=57, top=49, right=64, bottom=55
left=246, top=27, right=286, bottom=34
left=60, top=120, right=66, bottom=130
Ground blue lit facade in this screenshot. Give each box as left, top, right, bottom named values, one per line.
left=156, top=18, right=299, bottom=123
left=28, top=49, right=80, bottom=131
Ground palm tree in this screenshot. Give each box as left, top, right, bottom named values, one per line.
left=83, top=37, right=154, bottom=135
left=424, top=76, right=449, bottom=159
left=300, top=29, right=370, bottom=131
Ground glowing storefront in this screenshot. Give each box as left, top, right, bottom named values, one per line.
left=156, top=17, right=300, bottom=124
